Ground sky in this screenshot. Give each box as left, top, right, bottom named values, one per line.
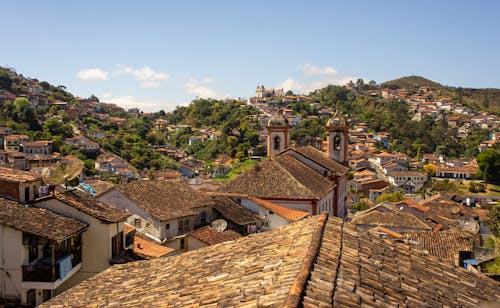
left=1, top=1, right=499, bottom=112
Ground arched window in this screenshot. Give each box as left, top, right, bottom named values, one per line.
left=274, top=135, right=281, bottom=150
left=333, top=135, right=341, bottom=151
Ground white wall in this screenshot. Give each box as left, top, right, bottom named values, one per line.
left=238, top=198, right=291, bottom=230
left=0, top=225, right=24, bottom=303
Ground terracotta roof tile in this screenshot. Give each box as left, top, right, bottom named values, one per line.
left=209, top=195, right=260, bottom=225
left=285, top=146, right=349, bottom=175
left=112, top=179, right=215, bottom=221
left=249, top=196, right=309, bottom=221
left=0, top=197, right=87, bottom=242
left=350, top=211, right=432, bottom=230
left=134, top=235, right=175, bottom=259
left=219, top=155, right=333, bottom=200
left=0, top=167, right=41, bottom=183
left=188, top=226, right=241, bottom=246
left=46, top=191, right=130, bottom=223
left=41, top=216, right=500, bottom=307
left=404, top=230, right=473, bottom=263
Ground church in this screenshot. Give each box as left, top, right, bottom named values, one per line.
left=219, top=111, right=349, bottom=218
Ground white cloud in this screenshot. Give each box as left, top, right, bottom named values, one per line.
left=76, top=68, right=109, bottom=80
left=300, top=63, right=337, bottom=76
left=113, top=65, right=170, bottom=88
left=276, top=63, right=356, bottom=94
left=183, top=78, right=230, bottom=99
left=101, top=93, right=185, bottom=112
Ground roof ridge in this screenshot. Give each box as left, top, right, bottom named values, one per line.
left=283, top=213, right=328, bottom=307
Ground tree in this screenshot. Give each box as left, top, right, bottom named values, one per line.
left=0, top=72, right=12, bottom=90
left=376, top=191, right=405, bottom=203
left=423, top=163, right=437, bottom=176
left=88, top=94, right=99, bottom=102
left=477, top=149, right=500, bottom=184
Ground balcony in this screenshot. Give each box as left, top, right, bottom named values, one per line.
left=22, top=251, right=81, bottom=282
left=22, top=233, right=83, bottom=290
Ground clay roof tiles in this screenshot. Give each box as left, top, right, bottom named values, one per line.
left=188, top=226, right=242, bottom=246
left=41, top=215, right=500, bottom=307
left=0, top=197, right=87, bottom=242
left=113, top=179, right=215, bottom=221
left=218, top=155, right=333, bottom=200
left=0, top=167, right=41, bottom=183
left=44, top=191, right=130, bottom=223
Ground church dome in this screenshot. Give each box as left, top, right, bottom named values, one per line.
left=327, top=110, right=346, bottom=127
left=267, top=113, right=289, bottom=127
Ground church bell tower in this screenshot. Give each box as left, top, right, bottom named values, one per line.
left=326, top=110, right=348, bottom=165
left=266, top=113, right=290, bottom=159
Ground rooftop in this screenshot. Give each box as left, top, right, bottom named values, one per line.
left=0, top=197, right=87, bottom=242
left=351, top=210, right=432, bottom=230
left=0, top=167, right=42, bottom=183
left=209, top=195, right=260, bottom=225
left=112, top=179, right=215, bottom=221
left=41, top=191, right=130, bottom=223
left=134, top=235, right=175, bottom=259
left=404, top=230, right=474, bottom=263
left=188, top=226, right=241, bottom=246
left=218, top=154, right=333, bottom=200
left=41, top=215, right=500, bottom=307
left=284, top=146, right=349, bottom=175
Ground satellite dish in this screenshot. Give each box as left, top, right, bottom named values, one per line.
left=210, top=219, right=227, bottom=232
left=42, top=155, right=83, bottom=185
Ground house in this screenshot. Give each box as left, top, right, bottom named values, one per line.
left=0, top=167, right=43, bottom=203
left=381, top=160, right=408, bottom=174
left=21, top=140, right=53, bottom=156
left=41, top=215, right=500, bottom=307
left=6, top=152, right=28, bottom=170
left=97, top=179, right=216, bottom=242
left=4, top=134, right=29, bottom=152
left=435, top=165, right=476, bottom=179
left=208, top=192, right=309, bottom=232
left=80, top=140, right=100, bottom=153
left=350, top=202, right=432, bottom=232
left=0, top=197, right=88, bottom=306
left=208, top=195, right=261, bottom=234
left=387, top=171, right=428, bottom=194
left=33, top=191, right=131, bottom=287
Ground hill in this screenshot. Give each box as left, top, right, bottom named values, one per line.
left=381, top=75, right=500, bottom=113
left=381, top=75, right=443, bottom=90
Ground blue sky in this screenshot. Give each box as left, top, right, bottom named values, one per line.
left=1, top=1, right=499, bottom=111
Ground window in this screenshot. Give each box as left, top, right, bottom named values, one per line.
left=134, top=218, right=141, bottom=228
left=125, top=231, right=134, bottom=247
left=274, top=135, right=281, bottom=150
left=165, top=223, right=170, bottom=229
left=180, top=238, right=186, bottom=250
left=333, top=135, right=341, bottom=151
left=111, top=231, right=123, bottom=257
left=178, top=219, right=191, bottom=235
left=200, top=211, right=207, bottom=224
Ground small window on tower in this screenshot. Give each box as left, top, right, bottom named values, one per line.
left=274, top=135, right=281, bottom=150
left=333, top=135, right=341, bottom=151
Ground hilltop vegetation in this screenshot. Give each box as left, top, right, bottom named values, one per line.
left=381, top=75, right=443, bottom=90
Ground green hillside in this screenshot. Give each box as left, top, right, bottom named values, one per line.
left=381, top=75, right=443, bottom=90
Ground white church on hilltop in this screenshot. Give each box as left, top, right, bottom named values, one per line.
left=219, top=111, right=349, bottom=218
